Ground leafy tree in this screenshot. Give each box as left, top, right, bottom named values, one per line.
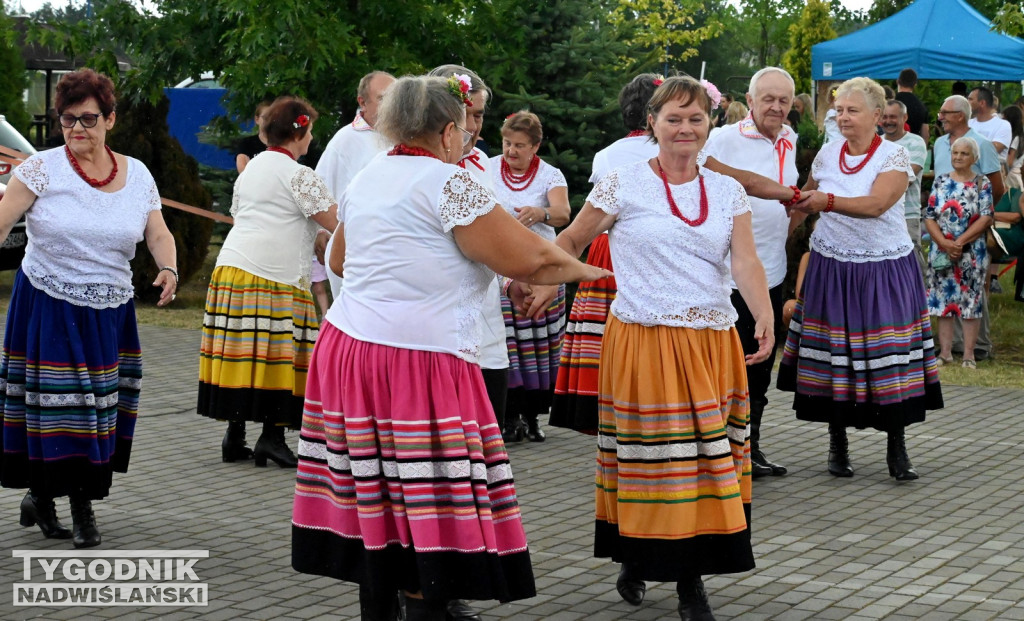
left=0, top=7, right=30, bottom=133
left=610, top=0, right=723, bottom=65
left=782, top=0, right=836, bottom=94
left=993, top=2, right=1024, bottom=36
left=739, top=0, right=803, bottom=68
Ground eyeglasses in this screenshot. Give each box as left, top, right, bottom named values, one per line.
left=59, top=113, right=103, bottom=129
left=454, top=124, right=474, bottom=147
left=937, top=109, right=962, bottom=116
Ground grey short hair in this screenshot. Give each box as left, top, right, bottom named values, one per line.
left=951, top=136, right=980, bottom=161
left=375, top=76, right=464, bottom=146
left=748, top=67, right=795, bottom=99
left=427, top=64, right=491, bottom=103
left=356, top=71, right=394, bottom=102
left=945, top=95, right=972, bottom=119
left=835, top=77, right=886, bottom=112
left=886, top=99, right=908, bottom=116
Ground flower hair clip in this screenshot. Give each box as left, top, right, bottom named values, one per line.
left=652, top=75, right=665, bottom=87
left=447, top=74, right=473, bottom=107
left=700, top=79, right=722, bottom=111
left=293, top=114, right=310, bottom=129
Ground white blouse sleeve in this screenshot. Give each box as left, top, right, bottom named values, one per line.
left=229, top=176, right=242, bottom=216
left=546, top=166, right=568, bottom=192
left=13, top=155, right=49, bottom=197
left=879, top=145, right=911, bottom=175
left=289, top=166, right=336, bottom=218
left=145, top=180, right=161, bottom=213
left=587, top=169, right=621, bottom=215
left=438, top=169, right=497, bottom=231
left=729, top=179, right=752, bottom=216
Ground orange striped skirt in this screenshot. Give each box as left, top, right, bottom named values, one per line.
left=594, top=316, right=755, bottom=579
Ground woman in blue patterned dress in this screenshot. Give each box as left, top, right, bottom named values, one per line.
left=923, top=136, right=994, bottom=370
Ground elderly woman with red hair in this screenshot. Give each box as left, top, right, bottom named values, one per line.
left=0, top=68, right=177, bottom=549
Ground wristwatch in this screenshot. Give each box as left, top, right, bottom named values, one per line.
left=543, top=208, right=550, bottom=222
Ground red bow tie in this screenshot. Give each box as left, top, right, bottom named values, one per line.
left=458, top=152, right=485, bottom=171
left=774, top=138, right=793, bottom=184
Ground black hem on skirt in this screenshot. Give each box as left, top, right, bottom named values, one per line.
left=1, top=453, right=119, bottom=500
left=778, top=363, right=943, bottom=431
left=292, top=525, right=536, bottom=603
left=197, top=383, right=302, bottom=427
left=548, top=393, right=598, bottom=435
left=594, top=503, right=755, bottom=581
left=506, top=386, right=554, bottom=418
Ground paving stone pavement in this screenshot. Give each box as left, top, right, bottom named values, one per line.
left=0, top=323, right=1022, bottom=620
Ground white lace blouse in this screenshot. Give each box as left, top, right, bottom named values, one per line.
left=217, top=151, right=335, bottom=289
left=810, top=139, right=914, bottom=262
left=325, top=156, right=499, bottom=364
left=489, top=156, right=567, bottom=241
left=589, top=160, right=751, bottom=329
left=14, top=147, right=161, bottom=309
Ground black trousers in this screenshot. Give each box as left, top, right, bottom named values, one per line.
left=481, top=368, right=509, bottom=429
left=730, top=283, right=784, bottom=444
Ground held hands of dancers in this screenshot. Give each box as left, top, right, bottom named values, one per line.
left=507, top=261, right=613, bottom=320
left=785, top=190, right=835, bottom=216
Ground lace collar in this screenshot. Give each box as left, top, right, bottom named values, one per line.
left=737, top=114, right=793, bottom=146
left=351, top=111, right=374, bottom=132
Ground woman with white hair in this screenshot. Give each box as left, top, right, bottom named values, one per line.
left=782, top=77, right=943, bottom=483
left=923, top=136, right=994, bottom=369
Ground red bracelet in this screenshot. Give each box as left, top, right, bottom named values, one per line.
left=824, top=193, right=835, bottom=213
left=780, top=185, right=801, bottom=207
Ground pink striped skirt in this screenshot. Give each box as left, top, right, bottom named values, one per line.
left=291, top=322, right=535, bottom=602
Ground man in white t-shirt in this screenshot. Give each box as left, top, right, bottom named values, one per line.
left=968, top=86, right=1012, bottom=161
left=703, top=67, right=797, bottom=479
left=882, top=99, right=928, bottom=269
left=316, top=70, right=395, bottom=298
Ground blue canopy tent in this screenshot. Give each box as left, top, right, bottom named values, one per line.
left=811, top=0, right=1024, bottom=82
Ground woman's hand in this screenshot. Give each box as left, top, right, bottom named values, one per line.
left=513, top=206, right=545, bottom=227
left=940, top=237, right=963, bottom=260
left=520, top=283, right=559, bottom=320
left=314, top=229, right=331, bottom=264
left=745, top=313, right=775, bottom=365
left=153, top=269, right=177, bottom=307
left=789, top=190, right=825, bottom=215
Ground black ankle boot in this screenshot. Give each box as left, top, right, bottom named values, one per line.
left=886, top=427, right=919, bottom=481
left=69, top=495, right=101, bottom=549
left=445, top=599, right=481, bottom=620
left=828, top=424, right=854, bottom=477
left=20, top=492, right=72, bottom=539
left=676, top=575, right=715, bottom=621
left=616, top=563, right=646, bottom=606
left=523, top=413, right=545, bottom=442
left=501, top=416, right=525, bottom=443
left=254, top=425, right=298, bottom=468
left=222, top=421, right=254, bottom=462
left=359, top=584, right=401, bottom=621
left=405, top=597, right=446, bottom=621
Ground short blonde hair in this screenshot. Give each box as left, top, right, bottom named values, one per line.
left=835, top=77, right=886, bottom=112
left=725, top=101, right=748, bottom=125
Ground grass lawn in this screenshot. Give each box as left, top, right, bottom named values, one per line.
left=1, top=247, right=1022, bottom=390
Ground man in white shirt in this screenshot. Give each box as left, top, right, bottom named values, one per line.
left=703, top=67, right=797, bottom=479
left=316, top=71, right=395, bottom=297
left=968, top=86, right=1012, bottom=161
left=882, top=99, right=928, bottom=269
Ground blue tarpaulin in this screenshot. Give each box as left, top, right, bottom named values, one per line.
left=164, top=87, right=237, bottom=170
left=812, top=0, right=1024, bottom=82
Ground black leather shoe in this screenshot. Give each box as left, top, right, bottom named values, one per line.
left=70, top=496, right=101, bottom=549
left=20, top=492, right=72, bottom=539
left=677, top=575, right=715, bottom=621
left=616, top=564, right=646, bottom=606
left=445, top=599, right=481, bottom=621
left=887, top=428, right=919, bottom=481
left=751, top=448, right=787, bottom=477
left=359, top=584, right=402, bottom=621
left=501, top=416, right=525, bottom=443
left=254, top=428, right=298, bottom=468
left=827, top=426, right=854, bottom=477
left=222, top=421, right=254, bottom=462
left=524, top=415, right=546, bottom=442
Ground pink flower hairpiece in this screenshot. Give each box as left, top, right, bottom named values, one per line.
left=700, top=79, right=722, bottom=111
left=293, top=114, right=310, bottom=129
left=447, top=74, right=474, bottom=106
left=652, top=76, right=664, bottom=87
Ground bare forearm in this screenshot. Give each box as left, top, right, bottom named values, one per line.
left=733, top=256, right=772, bottom=323
left=147, top=231, right=177, bottom=269
left=956, top=217, right=993, bottom=246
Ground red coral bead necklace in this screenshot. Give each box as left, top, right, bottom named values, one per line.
left=65, top=144, right=118, bottom=188
left=267, top=146, right=297, bottom=160
left=839, top=133, right=882, bottom=175
left=500, top=155, right=539, bottom=192
left=387, top=144, right=441, bottom=160
left=656, top=158, right=708, bottom=227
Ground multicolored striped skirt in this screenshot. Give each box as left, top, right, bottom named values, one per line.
left=291, top=323, right=535, bottom=602
left=0, top=270, right=140, bottom=500
left=551, top=233, right=615, bottom=434
left=197, top=266, right=318, bottom=427
left=594, top=316, right=754, bottom=580
left=501, top=284, right=566, bottom=414
left=777, top=251, right=943, bottom=430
